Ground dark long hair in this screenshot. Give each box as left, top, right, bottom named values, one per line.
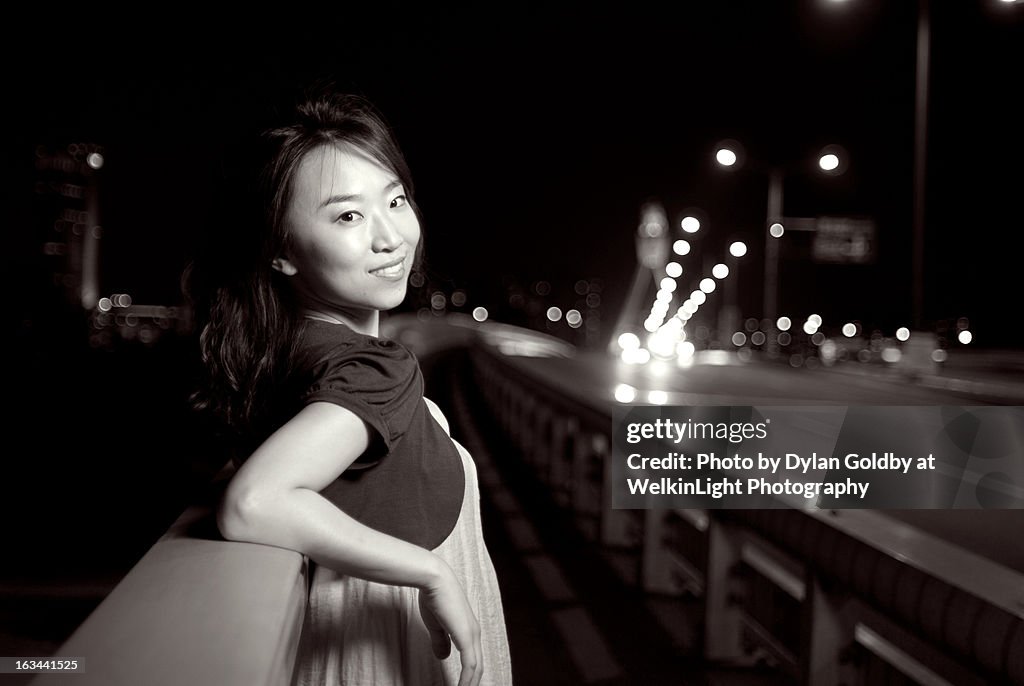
left=185, top=89, right=419, bottom=453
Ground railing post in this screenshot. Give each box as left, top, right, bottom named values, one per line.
left=705, top=519, right=745, bottom=661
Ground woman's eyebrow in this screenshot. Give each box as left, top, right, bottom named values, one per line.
left=319, top=181, right=403, bottom=209
left=320, top=193, right=361, bottom=208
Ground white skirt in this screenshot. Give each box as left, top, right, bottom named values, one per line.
left=293, top=439, right=513, bottom=685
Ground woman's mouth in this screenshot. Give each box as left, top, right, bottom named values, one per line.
left=370, top=257, right=406, bottom=279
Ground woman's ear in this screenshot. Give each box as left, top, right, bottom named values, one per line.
left=271, top=256, right=298, bottom=276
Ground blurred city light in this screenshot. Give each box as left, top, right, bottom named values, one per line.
left=803, top=321, right=818, bottom=335
left=932, top=349, right=948, bottom=363
left=649, top=332, right=677, bottom=359
left=431, top=292, right=447, bottom=310
left=819, top=153, right=840, bottom=172
left=712, top=263, right=729, bottom=279
left=732, top=332, right=747, bottom=346
left=715, top=148, right=737, bottom=166
left=656, top=289, right=673, bottom=303
left=699, top=278, right=716, bottom=293
left=808, top=314, right=823, bottom=327
left=817, top=144, right=848, bottom=175
left=769, top=223, right=785, bottom=238
left=777, top=316, right=792, bottom=331
left=881, top=347, right=902, bottom=363
left=472, top=307, right=488, bottom=322
left=618, top=332, right=641, bottom=350
left=729, top=241, right=747, bottom=257
left=673, top=239, right=691, bottom=256
left=566, top=309, right=582, bottom=328
left=681, top=216, right=701, bottom=233
left=666, top=262, right=683, bottom=278
left=614, top=384, right=638, bottom=403
left=676, top=341, right=696, bottom=359
left=842, top=322, right=857, bottom=337
left=690, top=290, right=706, bottom=305
left=660, top=277, right=677, bottom=292
left=682, top=300, right=698, bottom=315
left=750, top=331, right=766, bottom=346
left=98, top=297, right=112, bottom=312
left=451, top=290, right=467, bottom=307
left=648, top=390, right=669, bottom=405
left=896, top=327, right=911, bottom=341
left=958, top=330, right=973, bottom=344
left=546, top=306, right=563, bottom=322
left=86, top=152, right=104, bottom=170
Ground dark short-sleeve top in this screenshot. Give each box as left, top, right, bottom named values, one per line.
left=290, top=319, right=465, bottom=550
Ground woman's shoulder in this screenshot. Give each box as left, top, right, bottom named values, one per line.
left=294, top=319, right=419, bottom=392
left=298, top=319, right=412, bottom=363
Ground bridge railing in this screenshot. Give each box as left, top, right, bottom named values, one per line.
left=30, top=467, right=308, bottom=686
left=470, top=342, right=1024, bottom=686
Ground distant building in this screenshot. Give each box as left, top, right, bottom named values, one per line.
left=34, top=143, right=104, bottom=311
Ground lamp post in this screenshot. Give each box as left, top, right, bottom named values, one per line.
left=715, top=142, right=847, bottom=322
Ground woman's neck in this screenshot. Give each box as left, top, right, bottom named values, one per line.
left=302, top=307, right=380, bottom=337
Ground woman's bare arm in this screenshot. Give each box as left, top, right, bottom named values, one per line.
left=217, top=402, right=483, bottom=685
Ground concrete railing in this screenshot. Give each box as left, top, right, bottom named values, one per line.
left=470, top=342, right=1024, bottom=686
left=31, top=468, right=308, bottom=686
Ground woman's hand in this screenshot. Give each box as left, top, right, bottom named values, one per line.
left=417, top=562, right=483, bottom=686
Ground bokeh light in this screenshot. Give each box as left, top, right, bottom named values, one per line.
left=614, top=384, right=638, bottom=403
left=618, top=332, right=641, bottom=350
left=648, top=390, right=669, bottom=405
left=681, top=216, right=701, bottom=234
left=716, top=148, right=737, bottom=166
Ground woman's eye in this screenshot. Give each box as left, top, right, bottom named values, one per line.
left=337, top=211, right=363, bottom=223
left=390, top=195, right=408, bottom=209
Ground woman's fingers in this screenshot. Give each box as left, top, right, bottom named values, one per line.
left=419, top=563, right=484, bottom=685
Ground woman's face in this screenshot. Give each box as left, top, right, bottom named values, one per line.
left=275, top=143, right=420, bottom=320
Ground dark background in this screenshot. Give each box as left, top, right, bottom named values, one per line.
left=6, top=2, right=1023, bottom=338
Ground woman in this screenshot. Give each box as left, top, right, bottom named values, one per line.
left=188, top=89, right=512, bottom=686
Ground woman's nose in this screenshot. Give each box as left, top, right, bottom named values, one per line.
left=370, top=214, right=403, bottom=252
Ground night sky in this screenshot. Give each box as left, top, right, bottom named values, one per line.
left=7, top=1, right=1023, bottom=345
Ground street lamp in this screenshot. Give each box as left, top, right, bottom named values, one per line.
left=714, top=141, right=848, bottom=321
